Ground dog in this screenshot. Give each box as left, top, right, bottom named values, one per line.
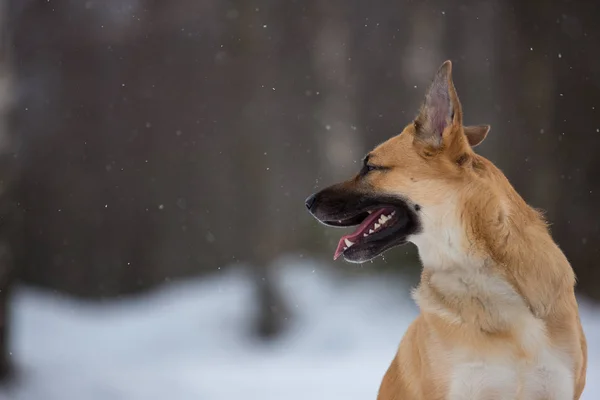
left=305, top=60, right=587, bottom=399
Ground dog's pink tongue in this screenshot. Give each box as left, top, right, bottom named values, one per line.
left=333, top=208, right=389, bottom=260
left=334, top=233, right=355, bottom=260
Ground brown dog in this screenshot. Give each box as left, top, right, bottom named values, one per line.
left=305, top=60, right=587, bottom=399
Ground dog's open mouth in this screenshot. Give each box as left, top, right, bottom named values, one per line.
left=333, top=207, right=401, bottom=260
left=320, top=201, right=416, bottom=263
left=306, top=188, right=420, bottom=263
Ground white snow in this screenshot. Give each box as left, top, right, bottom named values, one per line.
left=1, top=259, right=599, bottom=400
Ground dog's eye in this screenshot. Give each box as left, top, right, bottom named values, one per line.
left=360, top=164, right=381, bottom=176
left=360, top=155, right=388, bottom=176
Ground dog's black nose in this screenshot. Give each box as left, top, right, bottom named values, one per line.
left=305, top=193, right=317, bottom=210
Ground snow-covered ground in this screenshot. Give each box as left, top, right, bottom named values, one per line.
left=1, top=259, right=598, bottom=399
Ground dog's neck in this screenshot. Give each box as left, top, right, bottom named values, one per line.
left=413, top=265, right=534, bottom=333
left=410, top=191, right=575, bottom=331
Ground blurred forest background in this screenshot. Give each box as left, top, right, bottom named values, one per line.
left=0, top=0, right=598, bottom=389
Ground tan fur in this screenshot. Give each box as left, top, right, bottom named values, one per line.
left=358, top=61, right=586, bottom=399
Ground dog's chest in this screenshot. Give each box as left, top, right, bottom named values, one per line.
left=446, top=345, right=574, bottom=400
left=414, top=269, right=574, bottom=399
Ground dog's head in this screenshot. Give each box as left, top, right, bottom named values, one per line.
left=306, top=60, right=494, bottom=263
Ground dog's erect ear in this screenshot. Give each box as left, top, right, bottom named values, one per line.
left=464, top=125, right=490, bottom=148
left=414, top=60, right=463, bottom=148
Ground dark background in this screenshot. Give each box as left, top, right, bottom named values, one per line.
left=0, top=0, right=598, bottom=389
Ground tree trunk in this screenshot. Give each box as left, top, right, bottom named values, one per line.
left=0, top=0, right=16, bottom=381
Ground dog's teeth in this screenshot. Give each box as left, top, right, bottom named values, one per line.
left=367, top=211, right=373, bottom=214
left=343, top=247, right=347, bottom=250
left=369, top=229, right=374, bottom=234
left=391, top=211, right=396, bottom=216
left=386, top=214, right=392, bottom=219
left=344, top=239, right=354, bottom=247
left=374, top=223, right=380, bottom=229
left=378, top=216, right=385, bottom=224
left=363, top=233, right=368, bottom=237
